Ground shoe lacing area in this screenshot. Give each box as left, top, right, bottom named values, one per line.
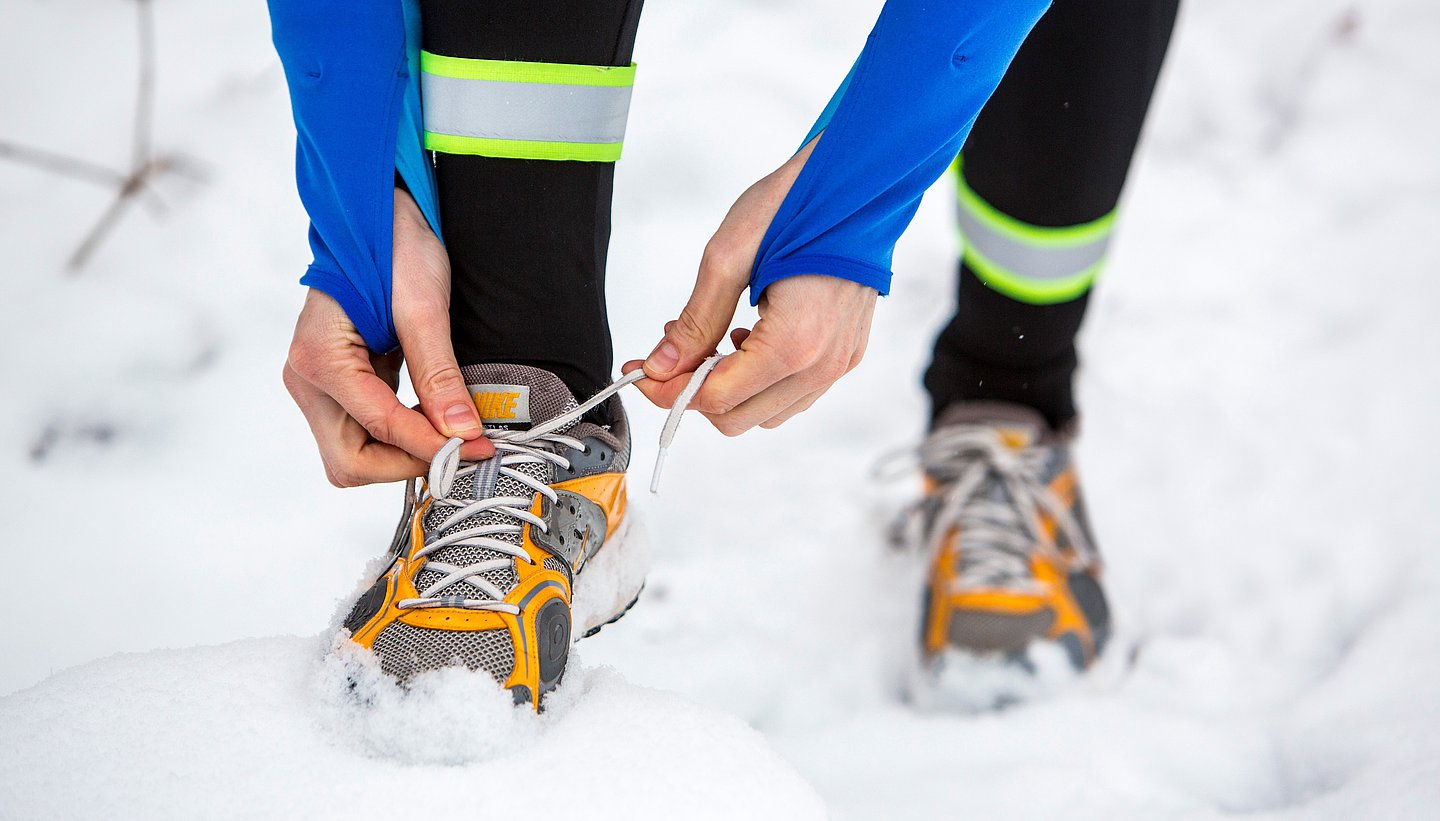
left=397, top=434, right=583, bottom=614
left=912, top=425, right=1098, bottom=594
left=395, top=356, right=722, bottom=615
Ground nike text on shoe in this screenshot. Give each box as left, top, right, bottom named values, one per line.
left=905, top=402, right=1110, bottom=706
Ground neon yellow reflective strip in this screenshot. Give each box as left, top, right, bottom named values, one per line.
left=949, top=153, right=1110, bottom=304
left=964, top=245, right=1102, bottom=305
left=420, top=52, right=636, bottom=87
left=956, top=178, right=1115, bottom=248
left=424, top=132, right=623, bottom=162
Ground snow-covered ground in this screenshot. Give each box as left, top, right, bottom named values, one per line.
left=2, top=0, right=1438, bottom=818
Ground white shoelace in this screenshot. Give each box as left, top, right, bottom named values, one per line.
left=898, top=425, right=1097, bottom=592
left=395, top=356, right=723, bottom=613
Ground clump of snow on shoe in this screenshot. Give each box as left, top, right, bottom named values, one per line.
left=314, top=635, right=537, bottom=765
left=907, top=643, right=1086, bottom=713
left=571, top=515, right=651, bottom=636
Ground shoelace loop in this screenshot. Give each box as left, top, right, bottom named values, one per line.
left=397, top=356, right=723, bottom=612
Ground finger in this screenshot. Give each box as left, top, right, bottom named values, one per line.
left=401, top=400, right=494, bottom=462
left=620, top=357, right=685, bottom=410
left=699, top=369, right=819, bottom=436
left=643, top=258, right=747, bottom=382
left=629, top=368, right=697, bottom=410
left=335, top=418, right=433, bottom=485
left=346, top=441, right=432, bottom=485
left=318, top=360, right=458, bottom=462
left=395, top=303, right=485, bottom=444
left=622, top=321, right=758, bottom=410
left=759, top=385, right=831, bottom=430
left=688, top=317, right=813, bottom=415
left=286, top=362, right=430, bottom=485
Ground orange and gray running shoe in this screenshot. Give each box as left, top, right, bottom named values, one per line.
left=906, top=402, right=1110, bottom=706
left=339, top=364, right=645, bottom=710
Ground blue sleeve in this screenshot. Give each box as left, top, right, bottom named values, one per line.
left=749, top=0, right=1051, bottom=302
left=269, top=0, right=440, bottom=353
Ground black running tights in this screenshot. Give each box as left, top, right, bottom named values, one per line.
left=925, top=0, right=1180, bottom=428
left=420, top=0, right=644, bottom=400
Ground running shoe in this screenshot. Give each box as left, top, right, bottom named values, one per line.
left=907, top=402, right=1110, bottom=704
left=340, top=364, right=646, bottom=710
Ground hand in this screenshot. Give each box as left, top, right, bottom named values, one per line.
left=282, top=188, right=494, bottom=487
left=623, top=143, right=878, bottom=435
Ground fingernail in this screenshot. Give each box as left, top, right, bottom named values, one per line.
left=444, top=403, right=480, bottom=435
left=647, top=340, right=679, bottom=373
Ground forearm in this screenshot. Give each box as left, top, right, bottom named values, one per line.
left=269, top=0, right=412, bottom=352
left=749, top=0, right=1052, bottom=301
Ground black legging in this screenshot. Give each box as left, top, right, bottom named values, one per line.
left=421, top=0, right=644, bottom=401
left=425, top=0, right=1178, bottom=424
left=925, top=0, right=1180, bottom=428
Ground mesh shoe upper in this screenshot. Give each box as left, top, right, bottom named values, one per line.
left=342, top=364, right=633, bottom=707
left=340, top=358, right=724, bottom=708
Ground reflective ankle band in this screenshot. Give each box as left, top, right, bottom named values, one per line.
left=421, top=51, right=635, bottom=162
left=954, top=160, right=1116, bottom=305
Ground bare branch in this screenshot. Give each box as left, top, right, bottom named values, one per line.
left=67, top=189, right=137, bottom=273
left=1, top=0, right=203, bottom=273
left=0, top=141, right=126, bottom=188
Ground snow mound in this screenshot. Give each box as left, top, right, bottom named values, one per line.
left=0, top=637, right=824, bottom=821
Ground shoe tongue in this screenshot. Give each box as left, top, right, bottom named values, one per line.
left=934, top=401, right=1047, bottom=451
left=927, top=402, right=1051, bottom=496
left=460, top=363, right=580, bottom=433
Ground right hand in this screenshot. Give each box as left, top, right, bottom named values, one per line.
left=623, top=139, right=877, bottom=436
left=282, top=188, right=494, bottom=487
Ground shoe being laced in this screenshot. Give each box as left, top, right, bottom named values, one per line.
left=339, top=358, right=718, bottom=709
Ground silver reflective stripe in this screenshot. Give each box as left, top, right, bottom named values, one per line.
left=956, top=205, right=1112, bottom=282
left=422, top=73, right=632, bottom=145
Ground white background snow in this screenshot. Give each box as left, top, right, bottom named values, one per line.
left=2, top=0, right=1438, bottom=818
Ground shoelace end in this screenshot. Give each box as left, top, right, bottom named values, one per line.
left=649, top=447, right=668, bottom=494
left=646, top=354, right=723, bottom=495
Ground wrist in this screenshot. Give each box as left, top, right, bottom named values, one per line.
left=749, top=255, right=891, bottom=306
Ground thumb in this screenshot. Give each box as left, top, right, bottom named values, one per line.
left=645, top=254, right=747, bottom=380
left=396, top=303, right=483, bottom=441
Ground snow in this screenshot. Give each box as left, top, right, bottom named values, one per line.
left=2, top=0, right=1439, bottom=818
left=0, top=636, right=823, bottom=819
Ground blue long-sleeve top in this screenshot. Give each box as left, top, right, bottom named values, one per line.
left=750, top=0, right=1050, bottom=301
left=269, top=0, right=438, bottom=353
left=268, top=0, right=1049, bottom=351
